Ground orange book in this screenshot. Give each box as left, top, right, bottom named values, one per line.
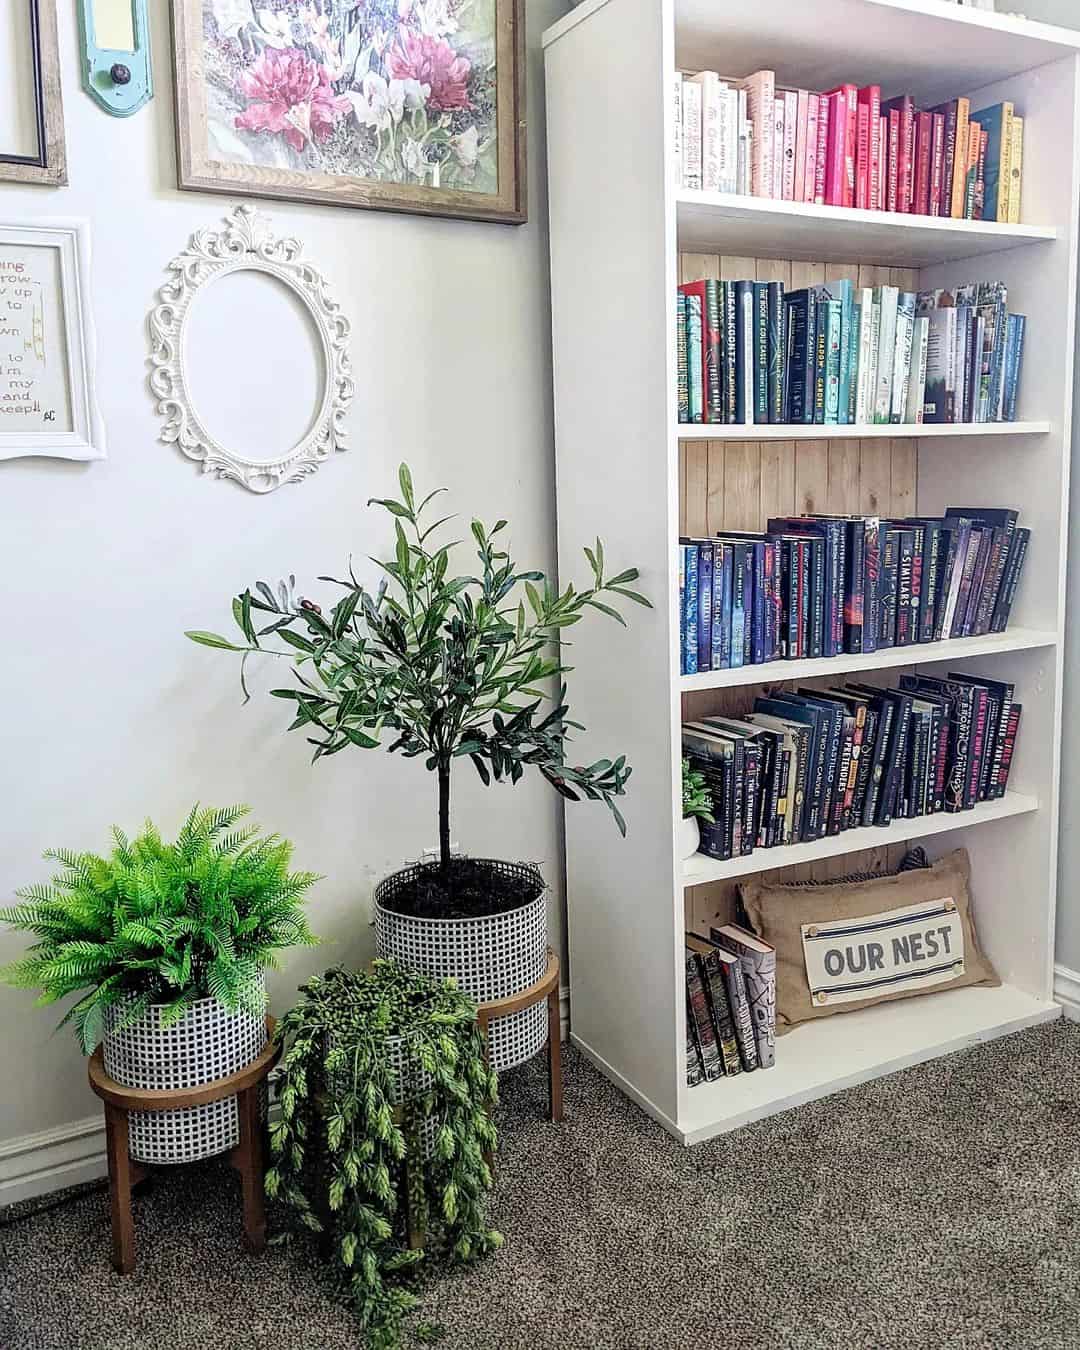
left=950, top=97, right=970, bottom=219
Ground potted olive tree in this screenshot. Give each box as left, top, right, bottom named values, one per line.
left=0, top=805, right=318, bottom=1164
left=188, top=465, right=649, bottom=1070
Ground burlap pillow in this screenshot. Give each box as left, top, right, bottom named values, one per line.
left=739, top=848, right=999, bottom=1032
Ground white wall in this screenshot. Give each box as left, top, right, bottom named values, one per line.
left=0, top=0, right=573, bottom=1145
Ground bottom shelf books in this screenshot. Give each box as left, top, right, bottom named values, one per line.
left=683, top=673, right=1022, bottom=863
left=686, top=926, right=776, bottom=1086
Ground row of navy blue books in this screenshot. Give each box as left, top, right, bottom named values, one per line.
left=679, top=506, right=1029, bottom=676
left=685, top=926, right=777, bottom=1086
left=676, top=276, right=1025, bottom=426
left=682, top=676, right=1022, bottom=863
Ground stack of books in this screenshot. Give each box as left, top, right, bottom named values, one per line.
left=675, top=68, right=1023, bottom=223
left=676, top=277, right=1026, bottom=426
left=679, top=507, right=1029, bottom=676
left=686, top=926, right=776, bottom=1086
left=682, top=675, right=1023, bottom=863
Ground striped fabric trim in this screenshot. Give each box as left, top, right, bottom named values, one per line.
left=809, top=959, right=962, bottom=998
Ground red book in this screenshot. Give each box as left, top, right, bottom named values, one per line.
left=913, top=111, right=933, bottom=215
left=814, top=94, right=830, bottom=205
left=827, top=84, right=858, bottom=207
left=857, top=85, right=882, bottom=209
left=878, top=115, right=887, bottom=210
left=882, top=95, right=915, bottom=212
left=929, top=111, right=945, bottom=216
left=824, top=90, right=847, bottom=206
left=855, top=102, right=871, bottom=208
left=886, top=108, right=901, bottom=212
left=678, top=281, right=709, bottom=413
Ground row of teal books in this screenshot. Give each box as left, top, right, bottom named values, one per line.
left=676, top=276, right=1025, bottom=426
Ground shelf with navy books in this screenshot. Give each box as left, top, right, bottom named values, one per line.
left=676, top=274, right=1027, bottom=428
left=678, top=507, right=1032, bottom=679
left=546, top=0, right=1076, bottom=1144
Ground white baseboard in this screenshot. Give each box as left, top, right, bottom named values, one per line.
left=0, top=1115, right=106, bottom=1208
left=1054, top=962, right=1080, bottom=1022
left=560, top=983, right=570, bottom=1041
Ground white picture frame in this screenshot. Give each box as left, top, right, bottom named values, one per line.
left=148, top=204, right=354, bottom=494
left=0, top=219, right=105, bottom=461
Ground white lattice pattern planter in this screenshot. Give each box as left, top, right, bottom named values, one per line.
left=374, top=863, right=548, bottom=1072
left=103, top=984, right=266, bottom=1165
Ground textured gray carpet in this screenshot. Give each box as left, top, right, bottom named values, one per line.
left=4, top=1021, right=1080, bottom=1349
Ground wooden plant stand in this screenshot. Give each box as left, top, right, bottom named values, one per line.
left=87, top=1017, right=281, bottom=1275
left=476, top=947, right=563, bottom=1124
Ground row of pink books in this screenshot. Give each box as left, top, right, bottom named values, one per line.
left=676, top=68, right=1024, bottom=225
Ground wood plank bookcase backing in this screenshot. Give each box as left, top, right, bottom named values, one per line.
left=543, top=0, right=1079, bottom=1144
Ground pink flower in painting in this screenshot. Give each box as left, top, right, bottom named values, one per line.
left=387, top=30, right=470, bottom=111
left=235, top=48, right=350, bottom=152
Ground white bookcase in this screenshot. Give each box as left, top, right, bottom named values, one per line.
left=543, top=0, right=1080, bottom=1144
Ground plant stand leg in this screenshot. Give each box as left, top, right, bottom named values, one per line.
left=547, top=984, right=564, bottom=1124
left=236, top=1086, right=266, bottom=1254
left=104, top=1104, right=136, bottom=1275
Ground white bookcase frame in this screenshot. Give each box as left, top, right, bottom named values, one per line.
left=543, top=0, right=1080, bottom=1144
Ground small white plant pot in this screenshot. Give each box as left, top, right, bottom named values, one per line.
left=103, top=979, right=266, bottom=1165
left=374, top=861, right=548, bottom=1073
left=680, top=814, right=702, bottom=861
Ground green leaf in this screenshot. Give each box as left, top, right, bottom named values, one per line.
left=398, top=462, right=415, bottom=511
left=185, top=631, right=248, bottom=651
left=586, top=599, right=627, bottom=626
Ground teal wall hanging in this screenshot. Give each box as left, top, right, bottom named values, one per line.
left=78, top=0, right=153, bottom=116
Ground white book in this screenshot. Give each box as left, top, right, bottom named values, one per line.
left=855, top=287, right=875, bottom=423
left=719, top=87, right=739, bottom=193
left=781, top=90, right=797, bottom=200
left=865, top=301, right=881, bottom=423
left=771, top=98, right=785, bottom=198
left=905, top=316, right=929, bottom=424
left=682, top=78, right=702, bottom=190
left=890, top=294, right=915, bottom=422
left=689, top=71, right=724, bottom=193
left=874, top=285, right=899, bottom=423
left=737, top=90, right=752, bottom=196
left=672, top=73, right=684, bottom=187
left=739, top=70, right=775, bottom=198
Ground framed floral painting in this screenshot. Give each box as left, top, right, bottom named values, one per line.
left=171, top=0, right=526, bottom=224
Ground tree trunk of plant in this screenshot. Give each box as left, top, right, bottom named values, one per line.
left=438, top=756, right=452, bottom=873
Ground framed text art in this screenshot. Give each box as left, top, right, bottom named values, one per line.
left=0, top=221, right=107, bottom=462
left=0, top=0, right=67, bottom=186
left=171, top=0, right=526, bottom=224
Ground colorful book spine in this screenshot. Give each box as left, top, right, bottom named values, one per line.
left=767, top=281, right=785, bottom=423
left=823, top=299, right=843, bottom=424
left=804, top=92, right=820, bottom=203
left=1007, top=115, right=1024, bottom=223
left=929, top=112, right=945, bottom=216
left=712, top=929, right=776, bottom=1070
left=676, top=292, right=689, bottom=423
left=754, top=281, right=770, bottom=423
left=969, top=101, right=1013, bottom=223
left=1003, top=313, right=1026, bottom=422
left=684, top=290, right=704, bottom=423
left=681, top=544, right=698, bottom=675
left=685, top=952, right=723, bottom=1080
left=814, top=94, right=830, bottom=205
left=703, top=279, right=723, bottom=423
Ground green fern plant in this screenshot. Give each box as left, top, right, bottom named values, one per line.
left=0, top=804, right=319, bottom=1053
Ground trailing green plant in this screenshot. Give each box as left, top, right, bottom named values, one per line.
left=187, top=464, right=651, bottom=879
left=682, top=758, right=714, bottom=823
left=268, top=961, right=500, bottom=1349
left=0, top=804, right=319, bottom=1052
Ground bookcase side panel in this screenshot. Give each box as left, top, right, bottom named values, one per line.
left=545, top=0, right=683, bottom=1126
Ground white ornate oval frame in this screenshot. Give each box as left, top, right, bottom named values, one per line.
left=148, top=205, right=353, bottom=493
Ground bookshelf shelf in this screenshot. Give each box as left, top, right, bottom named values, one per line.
left=675, top=980, right=1059, bottom=1142
left=676, top=421, right=1051, bottom=441
left=682, top=790, right=1038, bottom=888
left=545, top=0, right=1075, bottom=1144
left=676, top=192, right=1058, bottom=267
left=679, top=626, right=1057, bottom=692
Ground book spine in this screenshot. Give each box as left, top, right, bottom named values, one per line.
left=879, top=530, right=898, bottom=649
left=676, top=292, right=689, bottom=423
left=886, top=109, right=900, bottom=212
left=696, top=543, right=713, bottom=672
left=683, top=544, right=699, bottom=675
left=991, top=527, right=1030, bottom=632
left=856, top=101, right=871, bottom=209
left=914, top=111, right=932, bottom=215
left=867, top=86, right=882, bottom=209
left=1004, top=313, right=1025, bottom=423
left=703, top=280, right=723, bottom=423
left=825, top=91, right=846, bottom=206
left=699, top=948, right=742, bottom=1075
left=721, top=958, right=759, bottom=1072
left=998, top=704, right=1022, bottom=790
left=685, top=1004, right=704, bottom=1087
left=782, top=89, right=797, bottom=199
left=863, top=519, right=881, bottom=655
left=754, top=282, right=770, bottom=423
left=717, top=545, right=732, bottom=668
left=874, top=288, right=898, bottom=423
left=843, top=85, right=858, bottom=207
left=685, top=954, right=723, bottom=1080
left=895, top=533, right=914, bottom=646
left=940, top=101, right=957, bottom=217
left=836, top=282, right=854, bottom=425
left=824, top=300, right=842, bottom=425
left=951, top=97, right=970, bottom=219
left=890, top=294, right=915, bottom=423
left=742, top=71, right=775, bottom=197
left=1007, top=115, right=1023, bottom=224
left=717, top=85, right=738, bottom=195
left=905, top=315, right=929, bottom=425
left=846, top=302, right=861, bottom=424
left=814, top=95, right=829, bottom=205
left=694, top=72, right=723, bottom=192
left=794, top=88, right=810, bottom=201
left=682, top=80, right=702, bottom=191
left=767, top=281, right=785, bottom=423
left=813, top=302, right=828, bottom=424
left=804, top=93, right=820, bottom=203
left=685, top=292, right=704, bottom=423
left=672, top=74, right=683, bottom=187
left=723, top=281, right=738, bottom=423
left=772, top=97, right=785, bottom=199
left=929, top=112, right=945, bottom=216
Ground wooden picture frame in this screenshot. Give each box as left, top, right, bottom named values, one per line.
left=171, top=0, right=526, bottom=225
left=0, top=219, right=106, bottom=462
left=0, top=0, right=67, bottom=186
